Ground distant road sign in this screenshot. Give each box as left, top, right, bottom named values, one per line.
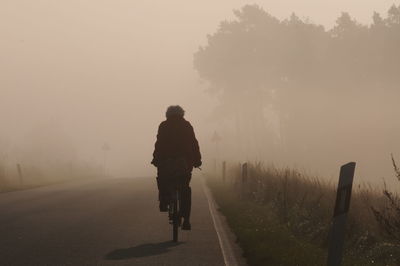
left=211, top=131, right=221, bottom=142
left=102, top=143, right=111, bottom=151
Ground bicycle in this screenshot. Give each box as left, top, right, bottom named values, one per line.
left=159, top=157, right=197, bottom=242
left=168, top=180, right=182, bottom=242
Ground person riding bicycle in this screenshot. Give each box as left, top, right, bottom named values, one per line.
left=151, top=105, right=202, bottom=230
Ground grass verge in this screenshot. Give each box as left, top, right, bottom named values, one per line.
left=206, top=168, right=399, bottom=266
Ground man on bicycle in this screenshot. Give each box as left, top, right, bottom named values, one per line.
left=151, top=105, right=202, bottom=230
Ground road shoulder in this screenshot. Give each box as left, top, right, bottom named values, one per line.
left=201, top=175, right=248, bottom=266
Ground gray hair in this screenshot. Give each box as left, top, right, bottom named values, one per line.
left=166, top=105, right=185, bottom=118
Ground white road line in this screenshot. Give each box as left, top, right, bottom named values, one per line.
left=201, top=177, right=240, bottom=266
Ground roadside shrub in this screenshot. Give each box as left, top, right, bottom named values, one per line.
left=371, top=154, right=400, bottom=243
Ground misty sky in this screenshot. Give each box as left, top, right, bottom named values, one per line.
left=1, top=1, right=399, bottom=178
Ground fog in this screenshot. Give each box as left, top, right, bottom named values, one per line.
left=1, top=1, right=399, bottom=186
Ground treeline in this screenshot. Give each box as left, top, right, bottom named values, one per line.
left=194, top=5, right=400, bottom=171
left=195, top=4, right=400, bottom=92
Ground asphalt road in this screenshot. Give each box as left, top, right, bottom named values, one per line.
left=0, top=175, right=228, bottom=266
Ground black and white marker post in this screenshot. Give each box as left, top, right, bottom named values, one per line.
left=327, top=162, right=356, bottom=266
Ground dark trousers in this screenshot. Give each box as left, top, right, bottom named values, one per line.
left=157, top=172, right=192, bottom=220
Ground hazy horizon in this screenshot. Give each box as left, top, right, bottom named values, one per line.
left=1, top=1, right=400, bottom=185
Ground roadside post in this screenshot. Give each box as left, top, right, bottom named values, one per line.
left=242, top=163, right=248, bottom=183
left=211, top=131, right=222, bottom=174
left=241, top=163, right=248, bottom=197
left=327, top=162, right=356, bottom=266
left=222, top=161, right=226, bottom=183
left=17, top=164, right=23, bottom=186
left=102, top=143, right=111, bottom=177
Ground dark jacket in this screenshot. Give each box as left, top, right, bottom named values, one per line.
left=152, top=116, right=201, bottom=168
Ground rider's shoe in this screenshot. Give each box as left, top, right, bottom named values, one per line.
left=182, top=219, right=191, bottom=230
left=159, top=202, right=168, bottom=212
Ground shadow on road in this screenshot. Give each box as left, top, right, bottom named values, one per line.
left=105, top=241, right=183, bottom=260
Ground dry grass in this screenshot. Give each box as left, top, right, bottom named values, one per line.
left=370, top=154, right=400, bottom=243
left=0, top=159, right=103, bottom=193
left=208, top=160, right=400, bottom=265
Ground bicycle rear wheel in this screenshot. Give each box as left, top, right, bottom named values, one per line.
left=172, top=189, right=182, bottom=242
left=172, top=199, right=179, bottom=242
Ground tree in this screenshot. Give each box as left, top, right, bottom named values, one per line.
left=194, top=4, right=400, bottom=164
left=387, top=4, right=400, bottom=25
left=194, top=5, right=283, bottom=158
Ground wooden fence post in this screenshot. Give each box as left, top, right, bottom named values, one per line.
left=222, top=161, right=226, bottom=183
left=17, top=164, right=23, bottom=186
left=327, top=162, right=356, bottom=266
left=242, top=163, right=248, bottom=183
left=241, top=163, right=248, bottom=197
